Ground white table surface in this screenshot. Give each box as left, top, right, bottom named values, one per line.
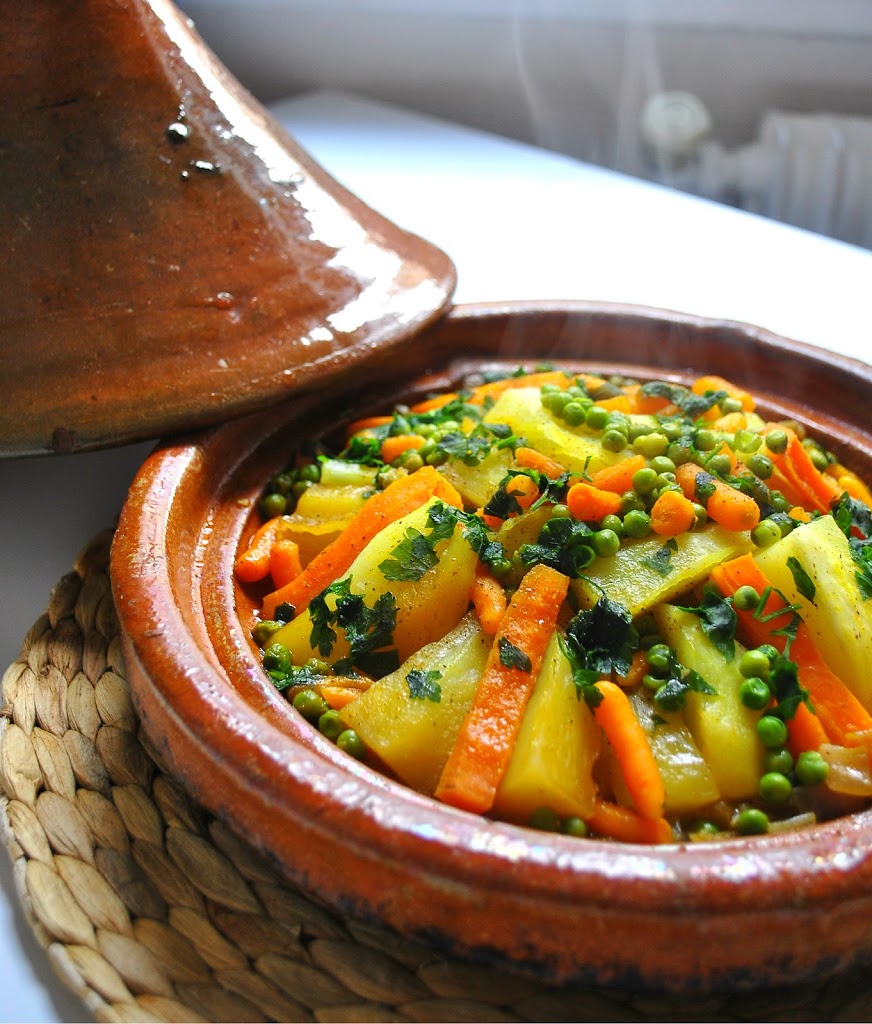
left=1, top=89, right=871, bottom=1023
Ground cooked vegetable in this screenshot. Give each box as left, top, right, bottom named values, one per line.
left=236, top=361, right=872, bottom=844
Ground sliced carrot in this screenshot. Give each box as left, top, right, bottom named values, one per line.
left=594, top=393, right=635, bottom=413
left=381, top=433, right=425, bottom=464
left=763, top=427, right=841, bottom=514
left=269, top=538, right=303, bottom=590
left=589, top=454, right=646, bottom=494
left=592, top=681, right=666, bottom=821
left=235, top=516, right=285, bottom=584
left=692, top=374, right=755, bottom=413
left=614, top=649, right=649, bottom=689
left=469, top=562, right=507, bottom=636
left=431, top=473, right=465, bottom=509
left=709, top=553, right=796, bottom=651
left=319, top=685, right=365, bottom=710
left=787, top=702, right=829, bottom=758
left=826, top=464, right=872, bottom=506
left=650, top=489, right=697, bottom=537
left=788, top=506, right=813, bottom=524
left=467, top=370, right=581, bottom=405
left=587, top=799, right=672, bottom=845
left=262, top=466, right=457, bottom=619
left=505, top=473, right=540, bottom=511
left=345, top=414, right=393, bottom=439
left=476, top=505, right=503, bottom=531
left=514, top=446, right=567, bottom=480
left=434, top=564, right=570, bottom=814
left=675, top=462, right=760, bottom=532
left=566, top=481, right=622, bottom=521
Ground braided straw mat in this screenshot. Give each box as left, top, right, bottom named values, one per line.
left=2, top=531, right=872, bottom=1024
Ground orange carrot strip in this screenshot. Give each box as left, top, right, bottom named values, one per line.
left=592, top=680, right=666, bottom=821
left=595, top=394, right=635, bottom=413
left=614, top=649, right=649, bottom=689
left=345, top=414, right=393, bottom=439
left=587, top=799, right=672, bottom=845
left=764, top=427, right=841, bottom=514
left=589, top=454, right=646, bottom=494
left=467, top=370, right=578, bottom=405
left=709, top=553, right=796, bottom=652
left=827, top=464, right=872, bottom=506
left=515, top=446, right=567, bottom=479
left=410, top=392, right=459, bottom=413
left=675, top=462, right=760, bottom=532
left=262, top=466, right=454, bottom=619
left=431, top=473, right=465, bottom=509
left=319, top=685, right=365, bottom=710
left=235, top=516, right=285, bottom=584
left=787, top=702, right=830, bottom=758
left=434, top=564, right=570, bottom=814
left=469, top=563, right=508, bottom=636
left=650, top=489, right=697, bottom=537
left=269, top=539, right=303, bottom=590
left=788, top=506, right=813, bottom=524
left=692, top=374, right=755, bottom=412
left=381, top=433, right=425, bottom=464
left=566, top=482, right=623, bottom=521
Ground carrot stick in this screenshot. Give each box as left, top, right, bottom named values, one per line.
left=586, top=799, right=672, bottom=845
left=410, top=392, right=459, bottom=413
left=235, top=516, right=285, bottom=583
left=269, top=539, right=303, bottom=589
left=589, top=454, right=646, bottom=494
left=650, top=489, right=697, bottom=537
left=381, top=433, right=425, bottom=464
left=763, top=427, right=841, bottom=514
left=262, top=466, right=457, bottom=619
left=514, top=446, right=567, bottom=479
left=675, top=462, right=760, bottom=532
left=592, top=680, right=666, bottom=821
left=594, top=393, right=635, bottom=413
left=434, top=564, right=570, bottom=813
left=469, top=563, right=507, bottom=636
left=787, top=702, right=829, bottom=758
left=566, top=482, right=623, bottom=521
left=709, top=553, right=796, bottom=651
left=345, top=414, right=393, bottom=439
left=319, top=685, right=365, bottom=710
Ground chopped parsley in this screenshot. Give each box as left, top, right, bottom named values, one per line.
left=498, top=637, right=532, bottom=672
left=786, top=556, right=816, bottom=603
left=406, top=669, right=442, bottom=702
left=640, top=539, right=678, bottom=578
left=561, top=596, right=639, bottom=706
left=518, top=516, right=596, bottom=577
left=640, top=381, right=726, bottom=420
left=308, top=578, right=399, bottom=677
left=676, top=589, right=737, bottom=662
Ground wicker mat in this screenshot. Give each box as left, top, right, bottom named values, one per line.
left=2, top=531, right=872, bottom=1024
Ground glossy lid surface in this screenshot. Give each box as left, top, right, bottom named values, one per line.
left=0, top=0, right=455, bottom=457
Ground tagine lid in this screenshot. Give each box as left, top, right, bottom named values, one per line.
left=0, top=0, right=456, bottom=459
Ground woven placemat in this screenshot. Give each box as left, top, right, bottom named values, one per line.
left=2, top=531, right=872, bottom=1024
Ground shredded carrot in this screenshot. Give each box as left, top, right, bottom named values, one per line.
left=381, top=433, right=426, bottom=464
left=592, top=681, right=665, bottom=821
left=505, top=473, right=540, bottom=511
left=692, top=374, right=755, bottom=413
left=675, top=461, right=760, bottom=532
left=650, top=489, right=697, bottom=537
left=434, top=564, right=570, bottom=814
left=262, top=466, right=458, bottom=619
left=410, top=392, right=459, bottom=413
left=469, top=563, right=508, bottom=635
left=235, top=516, right=285, bottom=584
left=566, top=481, right=623, bottom=521
left=586, top=799, right=672, bottom=845
left=614, top=649, right=648, bottom=689
left=269, top=539, right=303, bottom=590
left=589, top=454, right=646, bottom=494
left=515, top=446, right=567, bottom=480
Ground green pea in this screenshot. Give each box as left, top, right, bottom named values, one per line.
left=646, top=643, right=673, bottom=675
left=542, top=390, right=569, bottom=414
left=720, top=396, right=744, bottom=415
left=252, top=620, right=283, bottom=648
left=739, top=648, right=771, bottom=680
left=400, top=450, right=424, bottom=472
left=765, top=430, right=789, bottom=454
left=593, top=528, right=621, bottom=558
left=632, top=467, right=659, bottom=496
left=690, top=821, right=720, bottom=838
left=620, top=490, right=646, bottom=515
left=757, top=644, right=780, bottom=661
left=757, top=715, right=788, bottom=748
left=259, top=492, right=287, bottom=518
left=659, top=420, right=685, bottom=442
left=667, top=440, right=695, bottom=466
left=759, top=771, right=793, bottom=804
left=292, top=479, right=313, bottom=498
left=336, top=729, right=366, bottom=760
left=764, top=747, right=794, bottom=776
left=649, top=456, right=676, bottom=475
left=490, top=557, right=513, bottom=579
left=318, top=709, right=344, bottom=741
left=633, top=432, right=668, bottom=458
left=585, top=405, right=609, bottom=431
left=752, top=519, right=782, bottom=549
left=739, top=677, right=771, bottom=710
left=706, top=453, right=733, bottom=477
left=529, top=807, right=561, bottom=832
left=600, top=514, right=624, bottom=537
left=628, top=421, right=653, bottom=443
left=262, top=642, right=292, bottom=674
left=691, top=502, right=708, bottom=527
left=747, top=453, right=774, bottom=479
left=769, top=491, right=790, bottom=513
left=734, top=808, right=769, bottom=835
left=304, top=658, right=332, bottom=675
left=562, top=400, right=589, bottom=426
left=804, top=442, right=829, bottom=472
left=642, top=673, right=663, bottom=692
left=623, top=509, right=651, bottom=538
left=695, top=429, right=718, bottom=452
left=733, top=585, right=760, bottom=612
left=292, top=689, right=329, bottom=721
left=601, top=429, right=627, bottom=453
left=550, top=503, right=572, bottom=519
left=795, top=750, right=829, bottom=787
left=561, top=816, right=588, bottom=838
left=297, top=462, right=321, bottom=483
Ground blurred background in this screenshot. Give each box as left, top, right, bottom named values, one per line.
left=178, top=0, right=872, bottom=249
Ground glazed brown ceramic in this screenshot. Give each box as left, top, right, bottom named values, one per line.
left=0, top=0, right=455, bottom=458
left=112, top=303, right=872, bottom=992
